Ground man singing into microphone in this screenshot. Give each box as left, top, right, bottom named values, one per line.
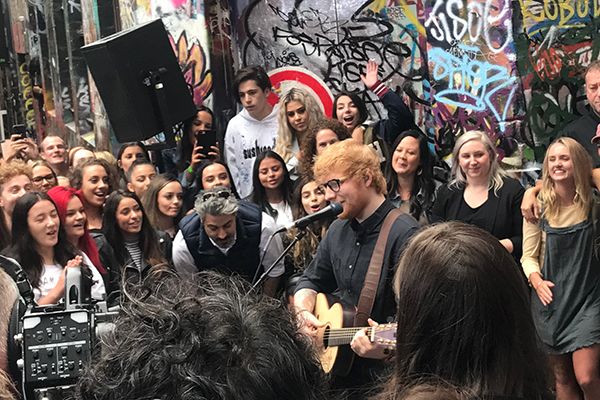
left=172, top=186, right=285, bottom=296
left=294, top=140, right=419, bottom=397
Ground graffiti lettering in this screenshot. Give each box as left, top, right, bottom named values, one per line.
left=18, top=62, right=35, bottom=128
left=518, top=0, right=600, bottom=36
left=429, top=47, right=518, bottom=131
left=268, top=5, right=342, bottom=34
left=425, top=0, right=512, bottom=53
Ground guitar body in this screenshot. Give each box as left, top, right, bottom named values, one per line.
left=314, top=293, right=357, bottom=376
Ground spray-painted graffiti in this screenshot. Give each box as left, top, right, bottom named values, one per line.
left=425, top=0, right=525, bottom=159
left=514, top=0, right=600, bottom=148
left=115, top=0, right=213, bottom=106
left=242, top=0, right=429, bottom=120
left=19, top=61, right=36, bottom=127
left=429, top=47, right=518, bottom=130
left=169, top=31, right=212, bottom=105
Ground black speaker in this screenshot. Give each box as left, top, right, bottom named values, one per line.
left=81, top=19, right=196, bottom=143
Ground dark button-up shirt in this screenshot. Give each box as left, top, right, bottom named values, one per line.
left=296, top=199, right=420, bottom=323
left=560, top=107, right=600, bottom=168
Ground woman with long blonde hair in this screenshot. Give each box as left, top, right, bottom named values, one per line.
left=431, top=130, right=524, bottom=258
left=273, top=87, right=325, bottom=179
left=521, top=137, right=600, bottom=400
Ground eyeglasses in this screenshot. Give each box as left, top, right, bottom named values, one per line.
left=32, top=173, right=56, bottom=183
left=318, top=177, right=347, bottom=193
left=202, top=190, right=231, bottom=202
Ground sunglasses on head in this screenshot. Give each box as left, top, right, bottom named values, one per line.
left=202, top=190, right=231, bottom=202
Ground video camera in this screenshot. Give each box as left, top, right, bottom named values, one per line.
left=2, top=255, right=118, bottom=400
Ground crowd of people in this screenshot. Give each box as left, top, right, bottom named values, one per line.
left=1, top=59, right=600, bottom=400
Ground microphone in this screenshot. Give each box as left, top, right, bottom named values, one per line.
left=275, top=202, right=343, bottom=233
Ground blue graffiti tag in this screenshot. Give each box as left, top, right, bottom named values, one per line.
left=429, top=47, right=518, bottom=132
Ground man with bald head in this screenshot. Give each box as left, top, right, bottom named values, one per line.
left=40, top=135, right=68, bottom=177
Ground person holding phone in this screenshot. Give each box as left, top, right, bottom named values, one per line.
left=0, top=133, right=39, bottom=165
left=169, top=107, right=220, bottom=188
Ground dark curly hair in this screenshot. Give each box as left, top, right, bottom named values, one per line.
left=76, top=270, right=328, bottom=400
left=70, top=158, right=119, bottom=193
left=298, top=118, right=351, bottom=178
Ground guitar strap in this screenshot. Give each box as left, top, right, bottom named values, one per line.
left=354, top=208, right=403, bottom=327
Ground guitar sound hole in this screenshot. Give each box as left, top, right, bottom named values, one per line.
left=323, top=326, right=331, bottom=348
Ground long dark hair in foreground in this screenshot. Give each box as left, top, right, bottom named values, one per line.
left=7, top=191, right=80, bottom=288
left=379, top=222, right=553, bottom=400
left=76, top=270, right=328, bottom=400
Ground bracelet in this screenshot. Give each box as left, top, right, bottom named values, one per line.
left=187, top=165, right=195, bottom=175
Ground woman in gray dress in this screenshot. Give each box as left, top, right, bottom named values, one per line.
left=521, top=137, right=600, bottom=399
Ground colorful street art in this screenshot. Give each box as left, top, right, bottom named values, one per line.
left=169, top=31, right=212, bottom=106
left=241, top=0, right=429, bottom=126
left=514, top=0, right=600, bottom=151
left=118, top=0, right=213, bottom=106
left=424, top=0, right=525, bottom=159
left=234, top=0, right=600, bottom=163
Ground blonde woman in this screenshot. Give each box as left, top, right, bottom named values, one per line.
left=521, top=137, right=600, bottom=399
left=431, top=130, right=524, bottom=257
left=273, top=87, right=325, bottom=179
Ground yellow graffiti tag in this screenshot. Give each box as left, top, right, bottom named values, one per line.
left=519, top=0, right=593, bottom=33
left=399, top=0, right=426, bottom=35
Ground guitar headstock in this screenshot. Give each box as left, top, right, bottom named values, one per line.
left=369, top=323, right=397, bottom=347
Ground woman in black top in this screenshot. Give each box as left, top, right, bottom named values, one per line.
left=431, top=131, right=524, bottom=259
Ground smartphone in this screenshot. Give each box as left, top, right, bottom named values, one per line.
left=11, top=125, right=26, bottom=140
left=195, top=130, right=217, bottom=158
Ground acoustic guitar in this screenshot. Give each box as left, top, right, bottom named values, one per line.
left=313, top=293, right=397, bottom=376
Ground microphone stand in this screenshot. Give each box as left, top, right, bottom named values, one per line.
left=250, top=228, right=307, bottom=293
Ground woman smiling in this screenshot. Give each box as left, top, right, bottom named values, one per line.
left=431, top=131, right=524, bottom=258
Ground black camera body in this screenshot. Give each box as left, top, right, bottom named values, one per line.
left=17, top=306, right=93, bottom=396
left=2, top=255, right=117, bottom=400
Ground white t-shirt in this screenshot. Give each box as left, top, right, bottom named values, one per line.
left=34, top=253, right=106, bottom=303
left=269, top=201, right=293, bottom=229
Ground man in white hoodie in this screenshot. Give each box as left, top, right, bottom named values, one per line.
left=224, top=66, right=279, bottom=198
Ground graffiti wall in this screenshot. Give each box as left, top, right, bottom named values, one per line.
left=514, top=0, right=600, bottom=153
left=117, top=0, right=213, bottom=107
left=240, top=0, right=429, bottom=124
left=233, top=0, right=600, bottom=163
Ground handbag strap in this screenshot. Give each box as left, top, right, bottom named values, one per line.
left=354, top=208, right=403, bottom=327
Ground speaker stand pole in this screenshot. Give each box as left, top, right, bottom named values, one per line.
left=150, top=69, right=176, bottom=148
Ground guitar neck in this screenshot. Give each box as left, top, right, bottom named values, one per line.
left=324, top=327, right=370, bottom=347
left=324, top=324, right=397, bottom=347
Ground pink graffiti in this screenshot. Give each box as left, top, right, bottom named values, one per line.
left=169, top=31, right=212, bottom=105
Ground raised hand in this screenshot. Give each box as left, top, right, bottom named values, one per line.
left=360, top=60, right=380, bottom=89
